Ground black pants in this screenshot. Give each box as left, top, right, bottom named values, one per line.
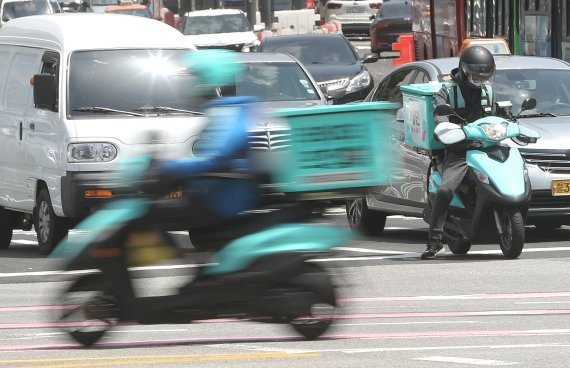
left=427, top=150, right=468, bottom=244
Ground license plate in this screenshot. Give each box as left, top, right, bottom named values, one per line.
left=551, top=180, right=570, bottom=196
left=346, top=6, right=365, bottom=13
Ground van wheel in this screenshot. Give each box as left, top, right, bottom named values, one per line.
left=346, top=198, right=386, bottom=236
left=0, top=207, right=14, bottom=250
left=35, top=189, right=69, bottom=255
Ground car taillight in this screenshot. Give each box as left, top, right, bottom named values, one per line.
left=327, top=2, right=342, bottom=9
left=369, top=3, right=381, bottom=9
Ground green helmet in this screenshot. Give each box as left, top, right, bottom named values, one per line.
left=183, top=49, right=243, bottom=88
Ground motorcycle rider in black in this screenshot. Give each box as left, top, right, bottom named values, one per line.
left=422, top=46, right=496, bottom=259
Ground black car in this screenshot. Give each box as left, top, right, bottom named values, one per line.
left=258, top=33, right=379, bottom=104
left=370, top=0, right=412, bottom=54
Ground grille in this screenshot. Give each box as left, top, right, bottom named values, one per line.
left=317, top=78, right=350, bottom=89
left=530, top=190, right=570, bottom=209
left=248, top=127, right=291, bottom=151
left=519, top=150, right=570, bottom=174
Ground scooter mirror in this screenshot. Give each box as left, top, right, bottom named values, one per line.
left=435, top=104, right=455, bottom=116
left=520, top=98, right=537, bottom=112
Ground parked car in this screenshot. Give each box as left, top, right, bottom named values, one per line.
left=369, top=0, right=412, bottom=54
left=316, top=0, right=381, bottom=35
left=0, top=0, right=61, bottom=27
left=105, top=3, right=152, bottom=17
left=258, top=33, right=378, bottom=103
left=179, top=9, right=263, bottom=52
left=346, top=55, right=570, bottom=234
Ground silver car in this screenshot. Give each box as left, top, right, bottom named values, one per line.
left=347, top=55, right=570, bottom=234
left=317, top=0, right=382, bottom=35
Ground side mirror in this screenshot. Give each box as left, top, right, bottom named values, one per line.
left=33, top=74, right=57, bottom=110
left=434, top=104, right=455, bottom=116
left=322, top=84, right=346, bottom=101
left=520, top=97, right=537, bottom=112
left=361, top=53, right=379, bottom=64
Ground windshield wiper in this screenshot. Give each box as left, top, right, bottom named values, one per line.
left=132, top=106, right=204, bottom=115
left=518, top=112, right=560, bottom=118
left=73, top=106, right=144, bottom=117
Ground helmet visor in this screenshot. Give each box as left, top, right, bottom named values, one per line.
left=464, top=63, right=495, bottom=85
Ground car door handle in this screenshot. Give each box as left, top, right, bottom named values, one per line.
left=19, top=122, right=23, bottom=141
left=29, top=123, right=35, bottom=131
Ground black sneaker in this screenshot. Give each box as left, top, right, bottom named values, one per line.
left=421, top=243, right=445, bottom=259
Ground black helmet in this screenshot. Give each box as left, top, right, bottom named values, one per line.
left=459, top=46, right=496, bottom=89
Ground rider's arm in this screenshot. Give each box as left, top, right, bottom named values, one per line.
left=434, top=84, right=451, bottom=125
left=159, top=106, right=249, bottom=179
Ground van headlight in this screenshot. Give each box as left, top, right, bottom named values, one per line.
left=480, top=123, right=507, bottom=141
left=241, top=40, right=260, bottom=52
left=346, top=70, right=372, bottom=94
left=67, top=143, right=117, bottom=162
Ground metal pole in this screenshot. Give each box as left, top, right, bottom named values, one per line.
left=247, top=0, right=256, bottom=28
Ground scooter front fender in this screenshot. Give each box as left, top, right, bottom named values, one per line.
left=467, top=148, right=529, bottom=203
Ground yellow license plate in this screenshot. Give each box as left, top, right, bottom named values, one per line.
left=552, top=180, right=570, bottom=196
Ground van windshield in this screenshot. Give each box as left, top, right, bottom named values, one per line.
left=68, top=49, right=211, bottom=118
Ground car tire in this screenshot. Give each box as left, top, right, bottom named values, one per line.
left=346, top=198, right=387, bottom=236
left=0, top=207, right=14, bottom=250
left=35, top=188, right=69, bottom=255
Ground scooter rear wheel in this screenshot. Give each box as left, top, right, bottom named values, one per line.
left=58, top=274, right=119, bottom=346
left=287, top=264, right=336, bottom=340
left=499, top=209, right=525, bottom=259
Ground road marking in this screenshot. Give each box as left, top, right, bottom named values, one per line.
left=0, top=352, right=320, bottom=367
left=414, top=356, right=517, bottom=366
left=11, top=239, right=38, bottom=245
left=335, top=246, right=416, bottom=255
left=340, top=291, right=570, bottom=302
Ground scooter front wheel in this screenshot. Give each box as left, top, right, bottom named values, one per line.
left=58, top=274, right=120, bottom=346
left=498, top=209, right=525, bottom=259
left=288, top=264, right=336, bottom=340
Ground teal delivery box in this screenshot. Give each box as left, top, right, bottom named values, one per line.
left=401, top=82, right=445, bottom=151
left=267, top=101, right=398, bottom=198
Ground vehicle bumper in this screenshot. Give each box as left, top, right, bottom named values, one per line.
left=527, top=190, right=570, bottom=223
left=61, top=171, right=133, bottom=219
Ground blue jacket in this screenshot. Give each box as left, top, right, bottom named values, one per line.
left=160, top=97, right=261, bottom=218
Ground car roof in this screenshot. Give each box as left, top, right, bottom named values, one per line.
left=0, top=13, right=193, bottom=52
left=261, top=33, right=345, bottom=44
left=407, top=55, right=570, bottom=79
left=183, top=8, right=244, bottom=16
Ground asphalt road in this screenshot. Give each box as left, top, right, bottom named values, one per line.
left=1, top=43, right=570, bottom=367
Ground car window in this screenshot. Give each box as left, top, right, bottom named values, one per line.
left=182, top=14, right=251, bottom=35
left=260, top=37, right=358, bottom=65
left=493, top=68, right=570, bottom=115
left=414, top=70, right=430, bottom=84
left=376, top=68, right=416, bottom=102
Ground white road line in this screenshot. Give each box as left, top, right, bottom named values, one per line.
left=335, top=247, right=415, bottom=255
left=414, top=356, right=518, bottom=366
left=11, top=240, right=38, bottom=245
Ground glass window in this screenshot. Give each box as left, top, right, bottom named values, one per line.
left=261, top=36, right=358, bottom=65
left=414, top=70, right=430, bottom=84
left=6, top=52, right=39, bottom=112
left=377, top=68, right=415, bottom=103
left=493, top=69, right=570, bottom=115
left=224, top=62, right=320, bottom=102
left=412, top=0, right=431, bottom=34
left=68, top=49, right=210, bottom=118
left=182, top=14, right=252, bottom=35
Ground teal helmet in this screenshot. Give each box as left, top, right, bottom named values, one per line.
left=183, top=49, right=243, bottom=89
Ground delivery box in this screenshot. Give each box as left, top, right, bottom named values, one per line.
left=264, top=101, right=399, bottom=199
left=401, top=82, right=446, bottom=151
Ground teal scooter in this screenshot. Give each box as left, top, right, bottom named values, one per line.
left=51, top=102, right=353, bottom=347
left=424, top=99, right=540, bottom=259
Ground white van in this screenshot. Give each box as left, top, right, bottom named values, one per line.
left=0, top=13, right=210, bottom=254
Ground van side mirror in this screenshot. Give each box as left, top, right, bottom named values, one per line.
left=33, top=74, right=57, bottom=111
left=520, top=98, right=536, bottom=112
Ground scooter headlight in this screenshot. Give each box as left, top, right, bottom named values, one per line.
left=480, top=123, right=508, bottom=141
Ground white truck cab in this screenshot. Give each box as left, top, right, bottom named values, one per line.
left=0, top=13, right=210, bottom=254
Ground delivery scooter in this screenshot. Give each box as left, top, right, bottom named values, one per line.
left=423, top=99, right=540, bottom=259
left=51, top=152, right=352, bottom=347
